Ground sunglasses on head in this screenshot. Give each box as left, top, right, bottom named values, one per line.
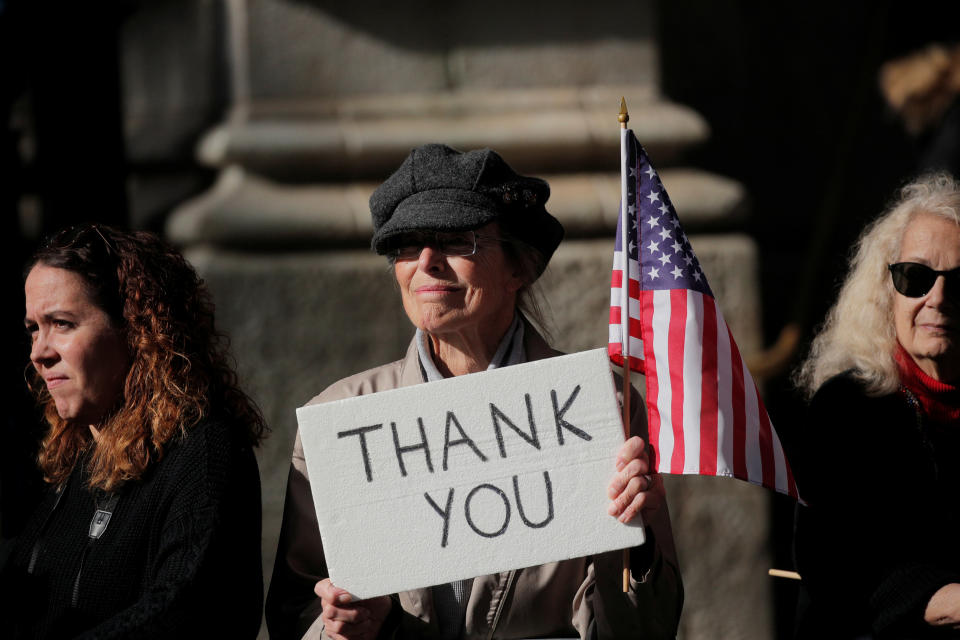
left=888, top=262, right=960, bottom=298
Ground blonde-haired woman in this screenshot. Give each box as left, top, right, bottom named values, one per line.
left=794, top=173, right=960, bottom=638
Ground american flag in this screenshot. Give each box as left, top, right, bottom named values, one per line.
left=609, top=129, right=801, bottom=501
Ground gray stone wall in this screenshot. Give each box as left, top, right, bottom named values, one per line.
left=120, top=0, right=228, bottom=227
left=243, top=1, right=657, bottom=98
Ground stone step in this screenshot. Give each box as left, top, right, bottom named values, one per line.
left=197, top=86, right=709, bottom=180
left=166, top=165, right=746, bottom=249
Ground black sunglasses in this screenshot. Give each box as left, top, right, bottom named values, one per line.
left=888, top=262, right=960, bottom=298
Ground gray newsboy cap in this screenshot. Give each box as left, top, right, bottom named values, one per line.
left=370, top=144, right=564, bottom=270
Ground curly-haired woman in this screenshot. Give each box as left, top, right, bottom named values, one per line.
left=793, top=173, right=960, bottom=637
left=0, top=224, right=266, bottom=639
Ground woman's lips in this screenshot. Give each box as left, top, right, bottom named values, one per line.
left=44, top=375, right=68, bottom=389
left=919, top=323, right=957, bottom=336
left=415, top=285, right=462, bottom=296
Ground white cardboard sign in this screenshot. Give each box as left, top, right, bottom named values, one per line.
left=297, top=348, right=644, bottom=599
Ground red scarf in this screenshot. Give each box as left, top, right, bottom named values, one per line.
left=895, top=345, right=960, bottom=424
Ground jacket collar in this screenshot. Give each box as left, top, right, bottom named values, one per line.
left=397, top=318, right=556, bottom=388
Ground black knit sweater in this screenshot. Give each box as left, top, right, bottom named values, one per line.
left=0, top=418, right=263, bottom=639
left=793, top=374, right=960, bottom=639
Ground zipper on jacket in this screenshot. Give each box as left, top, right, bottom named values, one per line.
left=486, top=570, right=518, bottom=640
left=71, top=492, right=120, bottom=608
left=71, top=542, right=93, bottom=607
left=26, top=484, right=66, bottom=575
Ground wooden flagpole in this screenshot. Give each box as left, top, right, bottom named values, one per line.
left=618, top=97, right=632, bottom=593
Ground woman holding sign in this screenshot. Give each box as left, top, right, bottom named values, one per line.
left=793, top=174, right=960, bottom=637
left=266, top=144, right=683, bottom=640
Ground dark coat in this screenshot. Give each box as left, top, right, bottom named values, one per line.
left=0, top=418, right=263, bottom=639
left=793, top=374, right=960, bottom=639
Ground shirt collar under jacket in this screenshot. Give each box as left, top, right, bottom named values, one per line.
left=416, top=313, right=526, bottom=382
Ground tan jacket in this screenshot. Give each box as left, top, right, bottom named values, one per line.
left=266, top=328, right=683, bottom=639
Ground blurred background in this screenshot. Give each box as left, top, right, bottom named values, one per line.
left=2, top=1, right=959, bottom=637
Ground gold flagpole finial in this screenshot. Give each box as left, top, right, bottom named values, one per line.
left=618, top=97, right=629, bottom=128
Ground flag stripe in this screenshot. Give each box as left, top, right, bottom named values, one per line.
left=667, top=291, right=686, bottom=473
left=642, top=290, right=662, bottom=471
left=699, top=298, right=719, bottom=475
left=651, top=290, right=675, bottom=472
left=682, top=293, right=703, bottom=474
left=609, top=337, right=644, bottom=362
left=612, top=249, right=641, bottom=280
left=716, top=309, right=734, bottom=478
left=771, top=410, right=789, bottom=493
left=756, top=392, right=777, bottom=489
left=728, top=326, right=749, bottom=482
left=743, top=358, right=763, bottom=484
left=609, top=249, right=644, bottom=368
left=785, top=439, right=799, bottom=498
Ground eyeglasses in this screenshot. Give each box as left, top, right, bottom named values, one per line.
left=888, top=262, right=960, bottom=298
left=389, top=230, right=491, bottom=261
